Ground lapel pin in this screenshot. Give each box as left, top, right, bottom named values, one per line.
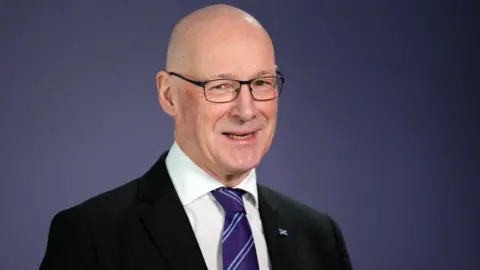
left=278, top=228, right=288, bottom=236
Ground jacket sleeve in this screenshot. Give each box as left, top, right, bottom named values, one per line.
left=39, top=209, right=98, bottom=270
left=328, top=215, right=353, bottom=270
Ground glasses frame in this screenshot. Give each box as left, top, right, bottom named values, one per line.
left=168, top=71, right=285, bottom=103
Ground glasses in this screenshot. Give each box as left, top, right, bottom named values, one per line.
left=168, top=71, right=285, bottom=103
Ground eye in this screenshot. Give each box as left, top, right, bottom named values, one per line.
left=255, top=80, right=268, bottom=86
left=253, top=78, right=274, bottom=87
left=207, top=80, right=237, bottom=91
left=212, top=84, right=229, bottom=90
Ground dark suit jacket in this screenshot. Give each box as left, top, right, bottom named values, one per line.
left=40, top=151, right=352, bottom=270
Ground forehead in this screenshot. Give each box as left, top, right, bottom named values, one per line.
left=189, top=23, right=276, bottom=79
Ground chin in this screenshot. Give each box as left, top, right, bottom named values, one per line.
left=222, top=152, right=262, bottom=173
left=231, top=161, right=259, bottom=173
left=213, top=133, right=268, bottom=171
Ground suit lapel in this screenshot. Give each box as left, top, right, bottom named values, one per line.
left=258, top=185, right=299, bottom=270
left=137, top=152, right=207, bottom=270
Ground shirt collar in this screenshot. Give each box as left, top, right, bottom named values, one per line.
left=165, top=141, right=259, bottom=208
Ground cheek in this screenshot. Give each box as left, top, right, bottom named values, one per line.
left=175, top=91, right=202, bottom=138
left=179, top=90, right=224, bottom=136
left=199, top=105, right=231, bottom=140
left=177, top=89, right=200, bottom=119
left=260, top=102, right=278, bottom=122
left=260, top=103, right=278, bottom=141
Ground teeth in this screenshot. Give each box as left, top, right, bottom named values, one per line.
left=228, top=133, right=253, bottom=139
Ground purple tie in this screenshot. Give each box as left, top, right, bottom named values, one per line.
left=211, top=187, right=260, bottom=270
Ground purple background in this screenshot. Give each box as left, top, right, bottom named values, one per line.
left=1, top=1, right=478, bottom=269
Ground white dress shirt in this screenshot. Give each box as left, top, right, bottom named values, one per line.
left=165, top=141, right=271, bottom=270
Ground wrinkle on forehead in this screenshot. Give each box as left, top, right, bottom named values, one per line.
left=165, top=4, right=274, bottom=74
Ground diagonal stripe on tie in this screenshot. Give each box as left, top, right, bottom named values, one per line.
left=222, top=213, right=241, bottom=237
left=222, top=214, right=244, bottom=242
left=227, top=235, right=255, bottom=270
left=219, top=190, right=244, bottom=205
left=224, top=189, right=243, bottom=201
left=212, top=187, right=260, bottom=270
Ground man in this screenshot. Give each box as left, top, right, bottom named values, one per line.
left=40, top=4, right=352, bottom=270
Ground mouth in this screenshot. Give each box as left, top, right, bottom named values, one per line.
left=222, top=131, right=257, bottom=140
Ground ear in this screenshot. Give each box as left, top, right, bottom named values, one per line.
left=156, top=71, right=176, bottom=117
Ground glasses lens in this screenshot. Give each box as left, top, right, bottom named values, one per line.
left=251, top=76, right=282, bottom=100
left=204, top=79, right=240, bottom=102
left=203, top=76, right=283, bottom=103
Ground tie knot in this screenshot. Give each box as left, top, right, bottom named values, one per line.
left=211, top=187, right=246, bottom=214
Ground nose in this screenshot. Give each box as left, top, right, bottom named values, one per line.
left=230, top=84, right=256, bottom=122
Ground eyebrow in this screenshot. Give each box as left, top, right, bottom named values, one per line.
left=208, top=70, right=277, bottom=80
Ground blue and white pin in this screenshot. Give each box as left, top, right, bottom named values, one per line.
left=278, top=228, right=288, bottom=236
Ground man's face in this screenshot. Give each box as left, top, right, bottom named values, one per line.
left=171, top=24, right=278, bottom=179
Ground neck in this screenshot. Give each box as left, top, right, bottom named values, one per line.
left=211, top=169, right=251, bottom=188
left=194, top=155, right=251, bottom=188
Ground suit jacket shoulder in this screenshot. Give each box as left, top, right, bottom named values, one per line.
left=71, top=178, right=140, bottom=218
left=40, top=178, right=143, bottom=269
left=49, top=177, right=141, bottom=233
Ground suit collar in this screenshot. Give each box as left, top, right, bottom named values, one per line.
left=137, top=151, right=208, bottom=270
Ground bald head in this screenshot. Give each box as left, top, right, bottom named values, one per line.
left=165, top=4, right=274, bottom=74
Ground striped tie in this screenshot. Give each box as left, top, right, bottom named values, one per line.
left=211, top=187, right=260, bottom=270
